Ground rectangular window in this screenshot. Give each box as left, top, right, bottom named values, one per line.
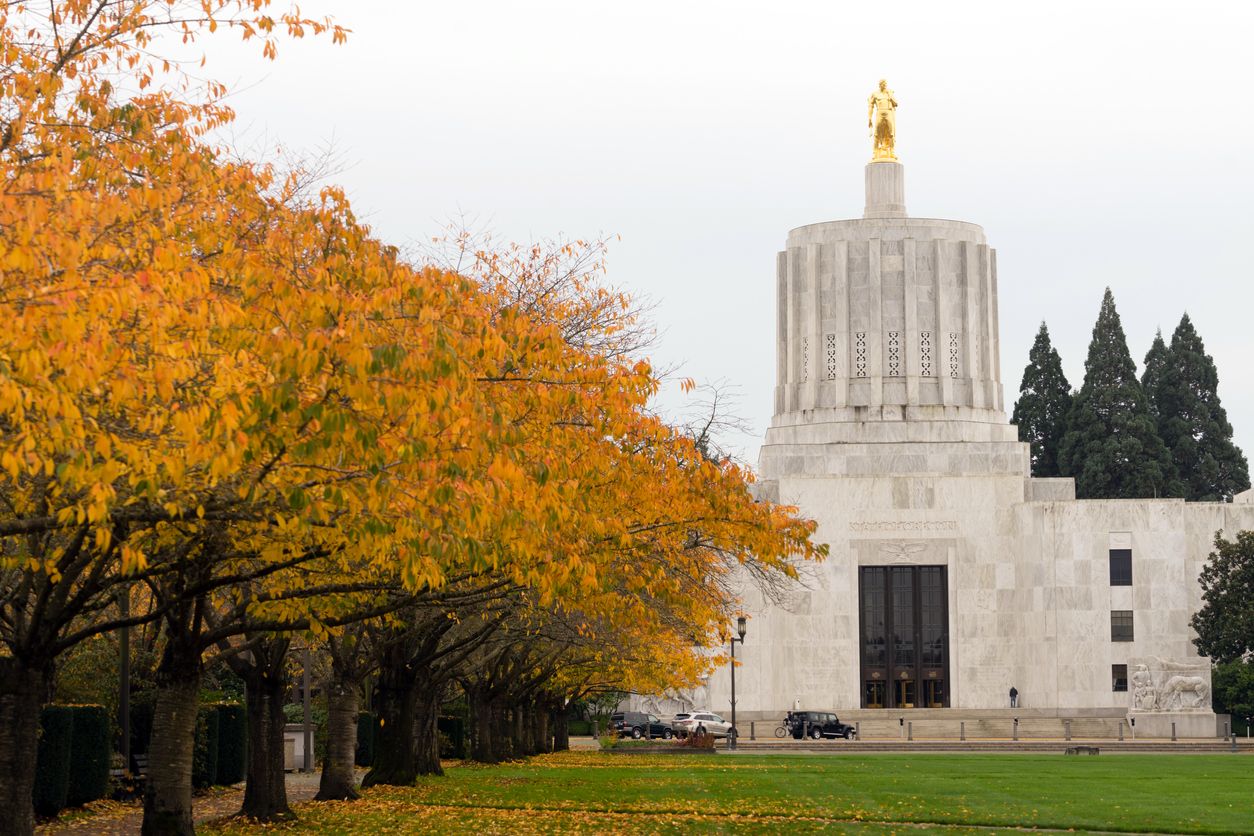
left=1109, top=549, right=1132, bottom=585
left=1112, top=664, right=1128, bottom=692
left=1111, top=610, right=1134, bottom=642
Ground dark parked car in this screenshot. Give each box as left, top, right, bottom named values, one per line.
left=610, top=711, right=673, bottom=740
left=787, top=710, right=856, bottom=740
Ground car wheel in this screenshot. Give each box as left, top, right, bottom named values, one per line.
left=810, top=727, right=823, bottom=740
left=663, top=729, right=673, bottom=740
left=844, top=729, right=854, bottom=740
left=631, top=727, right=643, bottom=740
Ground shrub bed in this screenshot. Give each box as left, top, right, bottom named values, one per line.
left=33, top=705, right=75, bottom=816
left=216, top=704, right=248, bottom=785
left=66, top=705, right=111, bottom=807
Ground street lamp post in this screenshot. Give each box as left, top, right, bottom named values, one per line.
left=729, top=616, right=747, bottom=750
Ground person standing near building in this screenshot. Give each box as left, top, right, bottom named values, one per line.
left=1009, top=686, right=1019, bottom=708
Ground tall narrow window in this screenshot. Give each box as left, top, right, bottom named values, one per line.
left=1112, top=664, right=1128, bottom=692
left=1111, top=611, right=1134, bottom=642
left=1109, top=549, right=1132, bottom=586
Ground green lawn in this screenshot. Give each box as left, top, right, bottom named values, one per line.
left=205, top=751, right=1254, bottom=834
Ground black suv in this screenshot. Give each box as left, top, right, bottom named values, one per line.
left=609, top=711, right=673, bottom=740
left=787, top=710, right=856, bottom=740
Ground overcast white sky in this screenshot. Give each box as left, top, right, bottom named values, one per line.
left=203, top=0, right=1254, bottom=465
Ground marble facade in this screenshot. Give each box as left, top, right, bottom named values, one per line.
left=697, top=159, right=1254, bottom=737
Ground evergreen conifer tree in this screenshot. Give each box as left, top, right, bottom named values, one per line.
left=1058, top=288, right=1180, bottom=498
left=1141, top=330, right=1170, bottom=423
left=1148, top=314, right=1250, bottom=501
left=1011, top=322, right=1073, bottom=476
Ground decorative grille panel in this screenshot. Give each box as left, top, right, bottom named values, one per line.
left=919, top=331, right=933, bottom=376
left=886, top=331, right=901, bottom=377
left=948, top=332, right=960, bottom=378
left=854, top=332, right=868, bottom=378
left=824, top=333, right=838, bottom=380
left=801, top=337, right=809, bottom=383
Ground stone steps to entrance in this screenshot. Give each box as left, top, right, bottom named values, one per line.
left=731, top=739, right=1253, bottom=754
left=738, top=710, right=1226, bottom=741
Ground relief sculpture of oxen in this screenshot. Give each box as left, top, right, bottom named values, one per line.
left=1161, top=675, right=1209, bottom=710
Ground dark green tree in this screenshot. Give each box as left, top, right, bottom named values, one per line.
left=1141, top=329, right=1170, bottom=423
left=1058, top=288, right=1179, bottom=498
left=1011, top=322, right=1073, bottom=476
left=1144, top=314, right=1250, bottom=502
left=1191, top=530, right=1254, bottom=663
left=1211, top=661, right=1254, bottom=735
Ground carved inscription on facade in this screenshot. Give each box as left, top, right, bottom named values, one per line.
left=850, top=520, right=958, bottom=533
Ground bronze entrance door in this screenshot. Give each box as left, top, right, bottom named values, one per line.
left=858, top=565, right=949, bottom=709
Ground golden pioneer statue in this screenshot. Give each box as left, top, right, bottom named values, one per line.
left=867, top=79, right=898, bottom=161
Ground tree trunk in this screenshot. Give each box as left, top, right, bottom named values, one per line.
left=495, top=703, right=516, bottom=761
left=316, top=672, right=360, bottom=801
left=142, top=652, right=201, bottom=836
left=534, top=705, right=551, bottom=754
left=468, top=688, right=495, bottom=764
left=553, top=703, right=570, bottom=751
left=0, top=659, right=49, bottom=836
left=239, top=661, right=292, bottom=821
left=362, top=656, right=418, bottom=787
left=412, top=683, right=443, bottom=777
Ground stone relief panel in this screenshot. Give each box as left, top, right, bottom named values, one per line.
left=854, top=332, right=868, bottom=378
left=919, top=331, right=933, bottom=376
left=877, top=540, right=927, bottom=562
left=852, top=536, right=956, bottom=567
left=886, top=331, right=901, bottom=377
left=801, top=336, right=809, bottom=383
left=1129, top=656, right=1211, bottom=712
left=948, top=332, right=961, bottom=378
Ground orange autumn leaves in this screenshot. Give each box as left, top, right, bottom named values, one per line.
left=0, top=2, right=822, bottom=684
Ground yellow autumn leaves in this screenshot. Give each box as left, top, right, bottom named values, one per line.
left=0, top=1, right=822, bottom=697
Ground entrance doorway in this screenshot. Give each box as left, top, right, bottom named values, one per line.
left=894, top=678, right=915, bottom=708
left=859, top=565, right=949, bottom=708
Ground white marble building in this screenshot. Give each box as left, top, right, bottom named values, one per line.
left=698, top=156, right=1254, bottom=738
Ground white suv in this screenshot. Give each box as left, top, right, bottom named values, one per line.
left=673, top=711, right=732, bottom=738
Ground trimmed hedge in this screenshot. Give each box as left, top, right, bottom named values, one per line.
left=567, top=719, right=592, bottom=736
left=192, top=705, right=221, bottom=789
left=33, top=706, right=75, bottom=816
left=216, top=704, right=247, bottom=785
left=437, top=716, right=465, bottom=759
left=66, top=705, right=111, bottom=807
left=355, top=711, right=375, bottom=767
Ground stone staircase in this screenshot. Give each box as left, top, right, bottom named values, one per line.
left=731, top=739, right=1253, bottom=754
left=736, top=708, right=1228, bottom=742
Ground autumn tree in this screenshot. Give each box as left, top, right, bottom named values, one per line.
left=1, top=8, right=825, bottom=835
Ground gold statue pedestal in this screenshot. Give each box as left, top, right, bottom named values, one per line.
left=864, top=160, right=906, bottom=219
